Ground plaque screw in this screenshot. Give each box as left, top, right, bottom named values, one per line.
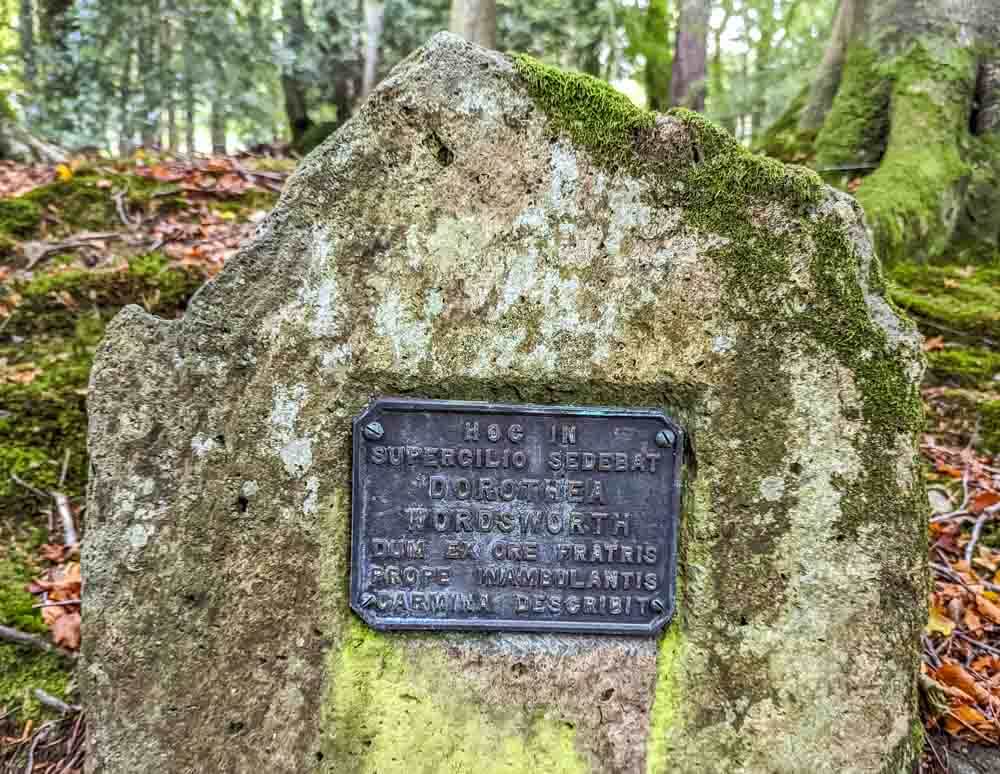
left=655, top=429, right=674, bottom=448
left=363, top=421, right=384, bottom=441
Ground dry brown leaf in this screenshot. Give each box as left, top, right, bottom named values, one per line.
left=976, top=594, right=1000, bottom=624
left=51, top=611, right=81, bottom=650
left=971, top=491, right=1000, bottom=513
left=936, top=663, right=993, bottom=706
left=923, top=336, right=945, bottom=352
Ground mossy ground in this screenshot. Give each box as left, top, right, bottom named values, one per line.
left=0, top=164, right=251, bottom=728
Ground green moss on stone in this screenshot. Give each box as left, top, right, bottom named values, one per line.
left=325, top=620, right=585, bottom=774
left=646, top=618, right=684, bottom=774
left=671, top=107, right=823, bottom=216
left=513, top=53, right=655, bottom=169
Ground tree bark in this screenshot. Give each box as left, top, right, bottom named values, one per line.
left=669, top=0, right=710, bottom=111
left=281, top=0, right=312, bottom=144
left=975, top=57, right=1000, bottom=135
left=162, top=0, right=177, bottom=152
left=210, top=100, right=226, bottom=155
left=799, top=0, right=869, bottom=132
left=183, top=12, right=196, bottom=156
left=808, top=0, right=1000, bottom=262
left=20, top=0, right=36, bottom=91
left=449, top=0, right=497, bottom=49
left=119, top=39, right=135, bottom=157
left=138, top=0, right=161, bottom=148
left=361, top=0, right=385, bottom=99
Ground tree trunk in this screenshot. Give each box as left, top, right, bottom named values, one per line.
left=138, top=0, right=160, bottom=148
left=162, top=0, right=177, bottom=152
left=361, top=0, right=384, bottom=99
left=449, top=0, right=497, bottom=49
left=119, top=40, right=135, bottom=157
left=281, top=0, right=312, bottom=144
left=975, top=56, right=1000, bottom=135
left=669, top=0, right=710, bottom=111
left=20, top=0, right=36, bottom=92
left=210, top=100, right=226, bottom=155
left=798, top=0, right=869, bottom=132
left=183, top=14, right=196, bottom=156
left=806, top=0, right=1000, bottom=262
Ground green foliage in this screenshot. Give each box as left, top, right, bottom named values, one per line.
left=513, top=53, right=655, bottom=168
left=622, top=0, right=671, bottom=110
left=754, top=85, right=816, bottom=163
left=292, top=121, right=337, bottom=156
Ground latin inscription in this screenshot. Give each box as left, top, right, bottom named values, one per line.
left=349, top=398, right=683, bottom=634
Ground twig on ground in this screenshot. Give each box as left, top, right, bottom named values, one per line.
left=32, top=600, right=80, bottom=609
left=0, top=625, right=77, bottom=660
left=954, top=630, right=1000, bottom=658
left=23, top=232, right=123, bottom=270
left=964, top=504, right=1000, bottom=564
left=53, top=492, right=77, bottom=547
left=112, top=190, right=132, bottom=228
left=32, top=689, right=80, bottom=715
left=24, top=720, right=55, bottom=774
left=58, top=449, right=70, bottom=488
left=10, top=473, right=47, bottom=499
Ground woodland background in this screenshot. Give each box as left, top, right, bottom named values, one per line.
left=2, top=1, right=1000, bottom=772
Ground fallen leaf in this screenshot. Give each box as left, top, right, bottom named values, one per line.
left=972, top=491, right=1000, bottom=513
left=927, top=605, right=956, bottom=636
left=55, top=163, right=73, bottom=182
left=944, top=278, right=960, bottom=289
left=976, top=594, right=1000, bottom=624
left=936, top=663, right=993, bottom=705
left=923, top=336, right=945, bottom=352
left=51, top=611, right=80, bottom=650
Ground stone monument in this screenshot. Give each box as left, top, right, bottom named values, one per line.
left=83, top=32, right=926, bottom=773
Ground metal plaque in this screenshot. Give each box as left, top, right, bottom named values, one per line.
left=350, top=397, right=683, bottom=635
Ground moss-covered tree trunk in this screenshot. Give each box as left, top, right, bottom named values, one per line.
left=764, top=0, right=1000, bottom=264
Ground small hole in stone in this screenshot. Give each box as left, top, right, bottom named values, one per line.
left=739, top=615, right=749, bottom=626
left=601, top=688, right=614, bottom=701
left=511, top=663, right=527, bottom=677
left=316, top=751, right=325, bottom=761
left=227, top=720, right=245, bottom=734
left=790, top=462, right=802, bottom=475
left=237, top=495, right=249, bottom=513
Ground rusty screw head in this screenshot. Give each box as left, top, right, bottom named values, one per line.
left=654, top=429, right=674, bottom=448
left=362, top=421, right=384, bottom=441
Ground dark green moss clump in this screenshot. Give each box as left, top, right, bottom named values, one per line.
left=887, top=262, right=1000, bottom=340
left=755, top=85, right=816, bottom=164
left=0, top=526, right=72, bottom=719
left=293, top=121, right=338, bottom=156
left=0, top=198, right=42, bottom=237
left=815, top=45, right=890, bottom=172
left=513, top=53, right=656, bottom=169
left=1, top=253, right=209, bottom=517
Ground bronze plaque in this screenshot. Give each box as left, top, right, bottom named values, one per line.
left=350, top=397, right=683, bottom=635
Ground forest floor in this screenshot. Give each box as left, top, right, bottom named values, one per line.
left=0, top=155, right=998, bottom=772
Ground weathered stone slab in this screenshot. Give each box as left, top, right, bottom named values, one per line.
left=83, top=32, right=927, bottom=774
